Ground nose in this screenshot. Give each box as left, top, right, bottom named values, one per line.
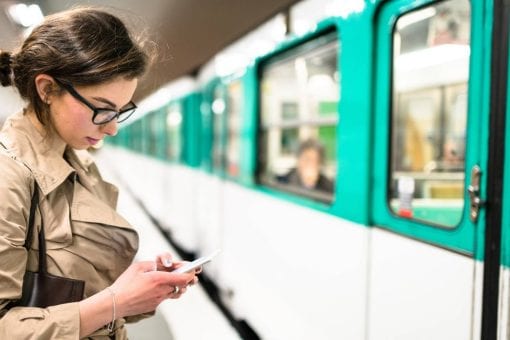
left=100, top=119, right=118, bottom=136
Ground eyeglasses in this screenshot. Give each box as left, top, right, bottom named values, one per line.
left=54, top=79, right=137, bottom=125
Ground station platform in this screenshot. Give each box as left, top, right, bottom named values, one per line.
left=95, top=149, right=241, bottom=340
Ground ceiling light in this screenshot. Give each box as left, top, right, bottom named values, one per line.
left=7, top=3, right=44, bottom=28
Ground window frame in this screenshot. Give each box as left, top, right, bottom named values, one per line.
left=254, top=23, right=341, bottom=208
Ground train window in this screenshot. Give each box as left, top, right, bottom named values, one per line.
left=389, top=0, right=470, bottom=227
left=150, top=109, right=167, bottom=159
left=147, top=111, right=159, bottom=157
left=129, top=123, right=136, bottom=151
left=212, top=85, right=227, bottom=172
left=258, top=30, right=338, bottom=203
left=132, top=120, right=144, bottom=153
left=166, top=102, right=183, bottom=161
left=226, top=80, right=243, bottom=177
left=126, top=124, right=133, bottom=150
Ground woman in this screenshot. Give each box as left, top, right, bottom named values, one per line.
left=277, top=139, right=334, bottom=193
left=0, top=7, right=198, bottom=339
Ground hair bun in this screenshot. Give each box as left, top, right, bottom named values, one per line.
left=0, top=51, right=13, bottom=87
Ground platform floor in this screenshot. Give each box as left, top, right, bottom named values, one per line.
left=95, top=150, right=241, bottom=340
left=125, top=310, right=174, bottom=340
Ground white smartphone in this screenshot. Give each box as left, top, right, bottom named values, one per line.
left=172, top=249, right=221, bottom=274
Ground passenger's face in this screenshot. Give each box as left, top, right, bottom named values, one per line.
left=49, top=77, right=138, bottom=150
left=297, top=148, right=321, bottom=188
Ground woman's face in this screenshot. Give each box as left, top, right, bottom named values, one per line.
left=297, top=148, right=321, bottom=188
left=49, top=77, right=138, bottom=150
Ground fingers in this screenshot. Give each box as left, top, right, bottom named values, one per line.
left=149, top=270, right=198, bottom=300
left=132, top=261, right=157, bottom=273
left=130, top=258, right=199, bottom=303
left=186, top=275, right=199, bottom=286
left=166, top=284, right=188, bottom=299
left=147, top=270, right=195, bottom=286
left=170, top=261, right=202, bottom=274
left=156, top=252, right=174, bottom=270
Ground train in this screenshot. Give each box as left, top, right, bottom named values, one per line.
left=102, top=0, right=510, bottom=339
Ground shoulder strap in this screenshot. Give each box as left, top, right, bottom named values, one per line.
left=24, top=187, right=39, bottom=251
left=23, top=182, right=46, bottom=274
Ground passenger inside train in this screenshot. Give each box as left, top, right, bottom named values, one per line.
left=276, top=138, right=334, bottom=193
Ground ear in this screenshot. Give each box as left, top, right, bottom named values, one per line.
left=34, top=74, right=56, bottom=104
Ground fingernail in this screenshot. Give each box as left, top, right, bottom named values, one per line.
left=164, top=259, right=172, bottom=267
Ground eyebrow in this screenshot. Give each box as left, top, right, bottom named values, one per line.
left=91, top=96, right=117, bottom=109
left=92, top=97, right=135, bottom=111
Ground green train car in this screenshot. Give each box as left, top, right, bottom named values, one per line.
left=106, top=0, right=510, bottom=338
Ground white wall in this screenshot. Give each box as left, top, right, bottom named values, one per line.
left=0, top=87, right=25, bottom=125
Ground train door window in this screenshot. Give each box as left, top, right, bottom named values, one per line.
left=166, top=102, right=183, bottom=162
left=226, top=80, right=243, bottom=178
left=389, top=0, right=470, bottom=227
left=258, top=30, right=339, bottom=203
left=212, top=85, right=227, bottom=173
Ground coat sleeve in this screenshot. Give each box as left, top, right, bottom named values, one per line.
left=0, top=154, right=81, bottom=339
left=124, top=311, right=155, bottom=324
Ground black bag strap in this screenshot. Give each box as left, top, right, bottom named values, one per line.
left=24, top=185, right=47, bottom=274
left=24, top=185, right=38, bottom=251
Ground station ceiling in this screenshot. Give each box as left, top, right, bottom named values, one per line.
left=0, top=0, right=300, bottom=101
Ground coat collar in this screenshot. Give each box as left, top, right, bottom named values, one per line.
left=0, top=111, right=90, bottom=196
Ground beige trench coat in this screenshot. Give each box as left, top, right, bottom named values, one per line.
left=0, top=111, right=142, bottom=339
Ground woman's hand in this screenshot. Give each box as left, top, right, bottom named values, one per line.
left=156, top=251, right=201, bottom=279
left=110, top=260, right=196, bottom=318
left=79, top=260, right=197, bottom=337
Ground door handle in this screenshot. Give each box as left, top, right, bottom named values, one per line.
left=467, top=165, right=483, bottom=223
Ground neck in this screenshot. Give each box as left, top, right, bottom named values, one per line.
left=26, top=109, right=45, bottom=134
left=26, top=108, right=67, bottom=156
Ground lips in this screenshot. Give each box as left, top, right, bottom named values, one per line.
left=86, top=137, right=100, bottom=145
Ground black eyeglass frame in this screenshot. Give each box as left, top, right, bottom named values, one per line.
left=54, top=79, right=137, bottom=125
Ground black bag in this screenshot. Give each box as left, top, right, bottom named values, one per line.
left=11, top=186, right=85, bottom=308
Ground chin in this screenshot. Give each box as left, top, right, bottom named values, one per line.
left=72, top=143, right=91, bottom=150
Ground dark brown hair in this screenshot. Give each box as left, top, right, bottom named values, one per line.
left=298, top=139, right=326, bottom=163
left=0, top=7, right=150, bottom=126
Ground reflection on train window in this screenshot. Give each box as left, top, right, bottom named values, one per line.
left=258, top=30, right=338, bottom=203
left=166, top=102, right=183, bottom=161
left=389, top=0, right=470, bottom=227
left=226, top=80, right=243, bottom=177
left=212, top=85, right=227, bottom=172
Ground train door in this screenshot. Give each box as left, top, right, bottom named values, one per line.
left=195, top=80, right=227, bottom=258
left=214, top=77, right=244, bottom=281
left=163, top=95, right=203, bottom=252
left=371, top=0, right=497, bottom=338
left=140, top=108, right=168, bottom=224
